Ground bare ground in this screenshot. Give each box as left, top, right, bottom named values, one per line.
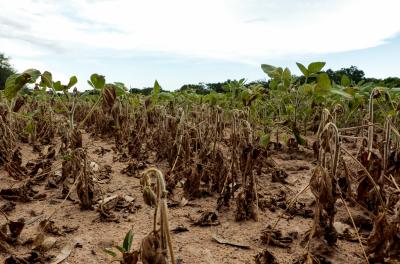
left=0, top=133, right=366, bottom=264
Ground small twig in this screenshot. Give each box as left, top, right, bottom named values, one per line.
left=339, top=193, right=370, bottom=264
left=389, top=174, right=400, bottom=191
left=0, top=209, right=10, bottom=222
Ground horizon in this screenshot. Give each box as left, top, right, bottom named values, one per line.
left=1, top=0, right=400, bottom=90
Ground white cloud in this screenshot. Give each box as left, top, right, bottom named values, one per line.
left=1, top=0, right=400, bottom=63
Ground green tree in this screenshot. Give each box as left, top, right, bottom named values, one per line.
left=365, top=77, right=400, bottom=88
left=129, top=86, right=169, bottom=96
left=129, top=87, right=154, bottom=95
left=245, top=80, right=269, bottom=90
left=178, top=83, right=209, bottom=94
left=0, top=53, right=16, bottom=89
left=326, top=66, right=365, bottom=85
left=206, top=80, right=231, bottom=93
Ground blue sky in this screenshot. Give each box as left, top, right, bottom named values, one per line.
left=1, top=0, right=399, bottom=90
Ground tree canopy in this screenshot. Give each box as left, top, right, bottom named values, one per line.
left=0, top=53, right=16, bottom=90
left=1, top=52, right=398, bottom=93
left=326, top=65, right=365, bottom=84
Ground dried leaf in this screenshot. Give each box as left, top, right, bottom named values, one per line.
left=254, top=249, right=278, bottom=264
left=51, top=239, right=78, bottom=264
left=38, top=219, right=62, bottom=236
left=102, top=84, right=117, bottom=114
left=8, top=219, right=25, bottom=239
left=0, top=181, right=40, bottom=202
left=141, top=231, right=167, bottom=264
left=260, top=226, right=293, bottom=248
left=192, top=211, right=220, bottom=226
left=212, top=234, right=250, bottom=249
left=4, top=251, right=44, bottom=264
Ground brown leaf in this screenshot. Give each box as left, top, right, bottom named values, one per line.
left=0, top=201, right=16, bottom=213
left=310, top=165, right=335, bottom=206
left=102, top=84, right=117, bottom=114
left=4, top=251, right=44, bottom=264
left=38, top=220, right=63, bottom=236
left=0, top=181, right=41, bottom=202
left=366, top=213, right=393, bottom=262
left=8, top=219, right=25, bottom=239
left=260, top=226, right=293, bottom=248
left=254, top=249, right=278, bottom=264
left=141, top=231, right=167, bottom=264
left=70, top=129, right=82, bottom=149
left=212, top=234, right=250, bottom=249
left=50, top=239, right=76, bottom=264
left=123, top=250, right=139, bottom=264
left=192, top=211, right=220, bottom=226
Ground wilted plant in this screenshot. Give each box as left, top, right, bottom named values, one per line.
left=140, top=168, right=175, bottom=264
left=310, top=120, right=340, bottom=245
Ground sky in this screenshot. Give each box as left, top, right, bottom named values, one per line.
left=1, top=0, right=400, bottom=90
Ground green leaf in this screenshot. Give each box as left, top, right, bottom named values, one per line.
left=115, top=245, right=126, bottom=254
left=152, top=80, right=161, bottom=104
left=308, top=62, right=326, bottom=74
left=344, top=87, right=357, bottom=96
left=262, top=64, right=282, bottom=79
left=23, top=69, right=41, bottom=83
left=241, top=88, right=250, bottom=99
left=286, top=104, right=295, bottom=113
left=331, top=88, right=353, bottom=99
left=129, top=95, right=141, bottom=107
left=4, top=74, right=21, bottom=100
left=153, top=80, right=161, bottom=95
left=53, top=81, right=64, bottom=91
left=87, top=80, right=94, bottom=88
left=316, top=73, right=331, bottom=92
left=261, top=64, right=276, bottom=75
left=159, top=92, right=174, bottom=101
left=390, top=88, right=400, bottom=92
left=357, top=80, right=366, bottom=86
left=5, top=74, right=31, bottom=101
left=296, top=63, right=309, bottom=76
left=260, top=133, right=270, bottom=147
left=269, top=79, right=279, bottom=90
left=277, top=83, right=285, bottom=90
left=103, top=248, right=117, bottom=257
left=40, top=71, right=53, bottom=88
left=122, top=230, right=133, bottom=252
left=300, top=83, right=314, bottom=94
left=341, top=75, right=351, bottom=86
left=4, top=68, right=42, bottom=100
left=114, top=82, right=127, bottom=96
left=115, top=86, right=126, bottom=96
left=274, top=67, right=284, bottom=79
left=25, top=122, right=34, bottom=134
left=67, top=76, right=78, bottom=89
left=292, top=125, right=306, bottom=146
left=90, top=74, right=106, bottom=90
left=293, top=131, right=306, bottom=146
left=282, top=67, right=291, bottom=88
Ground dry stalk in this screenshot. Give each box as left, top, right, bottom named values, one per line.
left=340, top=146, right=386, bottom=210
left=142, top=168, right=175, bottom=264
left=339, top=193, right=370, bottom=264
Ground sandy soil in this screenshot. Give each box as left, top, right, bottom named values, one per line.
left=0, top=133, right=366, bottom=264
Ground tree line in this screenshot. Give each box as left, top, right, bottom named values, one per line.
left=1, top=52, right=399, bottom=94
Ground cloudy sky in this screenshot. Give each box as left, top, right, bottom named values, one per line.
left=1, top=0, right=400, bottom=90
